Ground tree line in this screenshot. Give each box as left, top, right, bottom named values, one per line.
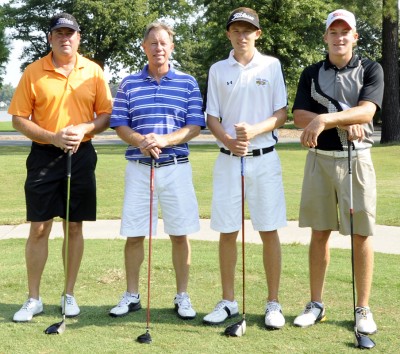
left=0, top=0, right=399, bottom=142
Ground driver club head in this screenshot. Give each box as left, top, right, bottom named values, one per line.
left=44, top=320, right=66, bottom=335
left=224, top=318, right=246, bottom=337
left=137, top=331, right=152, bottom=344
left=354, top=329, right=375, bottom=349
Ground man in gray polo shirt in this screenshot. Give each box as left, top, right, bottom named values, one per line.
left=292, top=9, right=383, bottom=335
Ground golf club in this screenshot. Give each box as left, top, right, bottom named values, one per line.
left=348, top=139, right=375, bottom=349
left=45, top=150, right=72, bottom=335
left=224, top=156, right=247, bottom=337
left=137, top=158, right=155, bottom=344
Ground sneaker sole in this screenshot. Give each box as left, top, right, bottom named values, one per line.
left=293, top=314, right=327, bottom=328
left=65, top=312, right=80, bottom=318
left=265, top=323, right=285, bottom=330
left=109, top=302, right=142, bottom=317
left=13, top=311, right=44, bottom=322
left=203, top=312, right=239, bottom=325
left=358, top=328, right=377, bottom=335
left=176, top=313, right=196, bottom=320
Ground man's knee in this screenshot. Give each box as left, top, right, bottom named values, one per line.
left=29, top=220, right=53, bottom=239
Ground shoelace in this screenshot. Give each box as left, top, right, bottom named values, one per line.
left=213, top=301, right=228, bottom=311
left=66, top=296, right=74, bottom=306
left=304, top=302, right=317, bottom=314
left=177, top=296, right=192, bottom=310
left=118, top=293, right=138, bottom=307
left=22, top=299, right=36, bottom=310
left=266, top=302, right=281, bottom=314
left=356, top=307, right=368, bottom=319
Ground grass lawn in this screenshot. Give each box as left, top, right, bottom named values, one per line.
left=1, top=239, right=399, bottom=353
left=0, top=143, right=399, bottom=226
left=0, top=143, right=399, bottom=352
left=0, top=121, right=14, bottom=131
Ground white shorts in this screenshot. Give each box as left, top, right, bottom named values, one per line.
left=211, top=150, right=287, bottom=233
left=120, top=160, right=200, bottom=237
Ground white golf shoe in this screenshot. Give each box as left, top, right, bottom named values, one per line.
left=174, top=292, right=196, bottom=319
left=293, top=301, right=326, bottom=327
left=60, top=294, right=80, bottom=317
left=265, top=301, right=285, bottom=329
left=13, top=297, right=43, bottom=322
left=109, top=292, right=141, bottom=317
left=355, top=307, right=377, bottom=335
left=203, top=300, right=239, bottom=325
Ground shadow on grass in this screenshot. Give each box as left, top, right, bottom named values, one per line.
left=1, top=302, right=296, bottom=333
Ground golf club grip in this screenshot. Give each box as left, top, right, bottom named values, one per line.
left=67, top=150, right=72, bottom=177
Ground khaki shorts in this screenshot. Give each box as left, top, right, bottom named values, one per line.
left=299, top=149, right=376, bottom=236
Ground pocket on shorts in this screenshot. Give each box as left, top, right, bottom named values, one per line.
left=355, top=153, right=376, bottom=187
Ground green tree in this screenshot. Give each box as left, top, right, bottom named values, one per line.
left=0, top=83, right=14, bottom=102
left=0, top=6, right=11, bottom=87
left=381, top=0, right=400, bottom=142
left=191, top=0, right=341, bottom=101
left=2, top=0, right=157, bottom=80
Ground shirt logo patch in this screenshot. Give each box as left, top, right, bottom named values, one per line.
left=227, top=80, right=233, bottom=85
left=256, top=78, right=268, bottom=86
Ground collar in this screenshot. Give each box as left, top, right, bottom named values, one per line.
left=228, top=48, right=262, bottom=67
left=323, top=53, right=360, bottom=71
left=140, top=64, right=176, bottom=81
left=43, top=52, right=84, bottom=71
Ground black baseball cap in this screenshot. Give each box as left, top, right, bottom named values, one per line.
left=226, top=8, right=260, bottom=30
left=49, top=13, right=80, bottom=32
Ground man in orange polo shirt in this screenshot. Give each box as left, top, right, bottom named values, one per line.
left=8, top=12, right=112, bottom=322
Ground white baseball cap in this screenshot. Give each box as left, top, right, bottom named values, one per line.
left=326, top=9, right=356, bottom=30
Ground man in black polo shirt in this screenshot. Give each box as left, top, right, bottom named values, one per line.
left=292, top=9, right=383, bottom=336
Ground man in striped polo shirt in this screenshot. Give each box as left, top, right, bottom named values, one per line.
left=109, top=22, right=205, bottom=320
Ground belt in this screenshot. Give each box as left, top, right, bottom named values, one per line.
left=309, top=148, right=360, bottom=158
left=137, top=156, right=189, bottom=168
left=220, top=146, right=274, bottom=157
left=32, top=140, right=91, bottom=150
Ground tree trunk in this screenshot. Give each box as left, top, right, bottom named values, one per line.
left=380, top=0, right=400, bottom=143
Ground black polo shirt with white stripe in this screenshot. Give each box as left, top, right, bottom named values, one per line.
left=292, top=54, right=384, bottom=150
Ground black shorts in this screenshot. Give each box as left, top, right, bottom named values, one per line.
left=25, top=141, right=98, bottom=222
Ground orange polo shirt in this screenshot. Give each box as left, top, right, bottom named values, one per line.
left=8, top=52, right=112, bottom=143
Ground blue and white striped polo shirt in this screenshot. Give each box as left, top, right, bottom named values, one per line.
left=110, top=65, right=205, bottom=161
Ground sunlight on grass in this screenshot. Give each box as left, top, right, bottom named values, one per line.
left=1, top=144, right=398, bottom=226
left=0, top=239, right=399, bottom=353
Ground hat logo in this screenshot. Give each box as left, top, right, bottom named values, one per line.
left=56, top=18, right=75, bottom=26
left=232, top=12, right=255, bottom=21
left=332, top=12, right=347, bottom=19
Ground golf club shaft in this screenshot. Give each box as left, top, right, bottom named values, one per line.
left=241, top=157, right=245, bottom=318
left=347, top=140, right=357, bottom=325
left=63, top=150, right=72, bottom=318
left=146, top=158, right=155, bottom=331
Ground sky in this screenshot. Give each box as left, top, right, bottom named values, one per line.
left=3, top=38, right=23, bottom=87
left=1, top=0, right=22, bottom=87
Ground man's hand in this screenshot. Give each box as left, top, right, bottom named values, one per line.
left=235, top=122, right=255, bottom=142
left=300, top=116, right=326, bottom=148
left=52, top=125, right=84, bottom=153
left=139, top=133, right=166, bottom=159
left=224, top=138, right=249, bottom=157
left=338, top=123, right=365, bottom=142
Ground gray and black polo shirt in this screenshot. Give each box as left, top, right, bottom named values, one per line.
left=292, top=54, right=384, bottom=150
